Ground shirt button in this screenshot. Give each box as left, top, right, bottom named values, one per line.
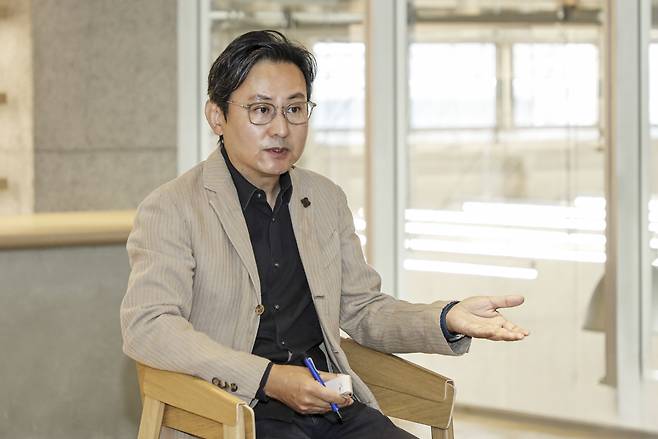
left=273, top=304, right=280, bottom=311
left=271, top=217, right=276, bottom=223
left=280, top=339, right=286, bottom=346
left=255, top=304, right=265, bottom=315
left=256, top=192, right=262, bottom=198
left=273, top=261, right=280, bottom=269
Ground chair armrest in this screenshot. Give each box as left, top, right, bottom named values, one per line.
left=340, top=338, right=455, bottom=429
left=136, top=363, right=246, bottom=427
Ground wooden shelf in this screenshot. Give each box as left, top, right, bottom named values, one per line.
left=0, top=210, right=135, bottom=249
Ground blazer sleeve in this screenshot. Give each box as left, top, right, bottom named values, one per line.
left=334, top=185, right=471, bottom=356
left=120, top=187, right=269, bottom=401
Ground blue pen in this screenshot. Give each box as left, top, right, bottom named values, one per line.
left=303, top=356, right=344, bottom=424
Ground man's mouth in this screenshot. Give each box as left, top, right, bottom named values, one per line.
left=265, top=147, right=288, bottom=154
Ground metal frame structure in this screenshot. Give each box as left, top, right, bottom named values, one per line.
left=604, top=0, right=653, bottom=422
left=364, top=0, right=407, bottom=295
left=177, top=0, right=202, bottom=174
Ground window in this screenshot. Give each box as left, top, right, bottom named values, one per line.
left=409, top=43, right=496, bottom=129
left=312, top=42, right=365, bottom=132
left=649, top=42, right=658, bottom=127
left=513, top=43, right=599, bottom=127
left=402, top=0, right=609, bottom=423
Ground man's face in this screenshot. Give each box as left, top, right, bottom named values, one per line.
left=208, top=60, right=309, bottom=186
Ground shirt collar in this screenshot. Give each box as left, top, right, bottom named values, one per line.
left=220, top=146, right=292, bottom=211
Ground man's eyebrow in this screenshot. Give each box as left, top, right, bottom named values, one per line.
left=249, top=94, right=273, bottom=101
left=247, top=92, right=307, bottom=101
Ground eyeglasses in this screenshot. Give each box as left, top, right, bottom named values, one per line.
left=224, top=100, right=316, bottom=125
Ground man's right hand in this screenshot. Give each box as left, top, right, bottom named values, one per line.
left=263, top=364, right=353, bottom=414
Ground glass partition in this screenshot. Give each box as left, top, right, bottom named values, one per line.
left=513, top=43, right=599, bottom=127
left=648, top=0, right=658, bottom=376
left=409, top=43, right=496, bottom=129
left=401, top=0, right=612, bottom=422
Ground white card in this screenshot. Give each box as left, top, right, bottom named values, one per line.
left=325, top=374, right=353, bottom=397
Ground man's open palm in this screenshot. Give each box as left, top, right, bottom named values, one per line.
left=446, top=295, right=529, bottom=341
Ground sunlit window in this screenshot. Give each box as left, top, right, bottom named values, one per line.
left=312, top=42, right=365, bottom=131
left=409, top=43, right=497, bottom=129
left=513, top=43, right=599, bottom=127
left=651, top=43, right=658, bottom=127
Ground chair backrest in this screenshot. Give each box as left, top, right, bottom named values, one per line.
left=136, top=363, right=255, bottom=439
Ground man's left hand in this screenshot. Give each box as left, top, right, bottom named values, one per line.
left=446, top=295, right=529, bottom=341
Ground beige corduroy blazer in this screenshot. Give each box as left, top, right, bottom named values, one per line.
left=120, top=149, right=470, bottom=433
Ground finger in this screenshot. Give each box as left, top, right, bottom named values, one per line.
left=335, top=396, right=353, bottom=408
left=301, top=403, right=332, bottom=415
left=501, top=320, right=520, bottom=332
left=488, top=295, right=525, bottom=310
left=463, top=323, right=498, bottom=339
left=494, top=327, right=527, bottom=341
left=310, top=401, right=334, bottom=413
left=502, top=320, right=530, bottom=336
left=313, top=384, right=349, bottom=405
left=317, top=395, right=351, bottom=410
left=299, top=394, right=338, bottom=414
left=302, top=395, right=351, bottom=414
left=465, top=322, right=527, bottom=341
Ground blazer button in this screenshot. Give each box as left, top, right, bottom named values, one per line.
left=255, top=304, right=265, bottom=315
left=230, top=383, right=238, bottom=392
left=211, top=377, right=220, bottom=386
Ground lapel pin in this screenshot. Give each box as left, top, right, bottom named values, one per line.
left=301, top=197, right=311, bottom=208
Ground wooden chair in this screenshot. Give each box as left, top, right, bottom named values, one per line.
left=136, top=338, right=455, bottom=439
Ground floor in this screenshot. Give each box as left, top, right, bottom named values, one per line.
left=392, top=407, right=658, bottom=439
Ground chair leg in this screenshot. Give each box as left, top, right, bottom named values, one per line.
left=431, top=420, right=454, bottom=439
left=138, top=395, right=165, bottom=439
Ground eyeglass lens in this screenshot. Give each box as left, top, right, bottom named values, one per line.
left=248, top=102, right=312, bottom=125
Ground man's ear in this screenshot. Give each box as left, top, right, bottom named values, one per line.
left=205, top=100, right=225, bottom=136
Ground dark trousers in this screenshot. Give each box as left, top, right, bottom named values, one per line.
left=255, top=405, right=418, bottom=439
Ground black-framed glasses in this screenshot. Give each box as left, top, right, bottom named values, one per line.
left=224, top=100, right=317, bottom=125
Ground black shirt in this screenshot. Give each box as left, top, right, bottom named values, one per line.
left=221, top=147, right=458, bottom=422
left=221, top=147, right=330, bottom=421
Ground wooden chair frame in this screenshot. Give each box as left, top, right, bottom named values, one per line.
left=137, top=339, right=455, bottom=439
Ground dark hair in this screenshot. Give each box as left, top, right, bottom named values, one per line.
left=207, top=30, right=317, bottom=118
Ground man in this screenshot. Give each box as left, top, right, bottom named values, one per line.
left=120, top=30, right=529, bottom=439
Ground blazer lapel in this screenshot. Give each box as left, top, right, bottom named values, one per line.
left=202, top=150, right=261, bottom=299
left=289, top=168, right=325, bottom=298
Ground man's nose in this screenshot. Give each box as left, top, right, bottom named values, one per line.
left=267, top=109, right=290, bottom=137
